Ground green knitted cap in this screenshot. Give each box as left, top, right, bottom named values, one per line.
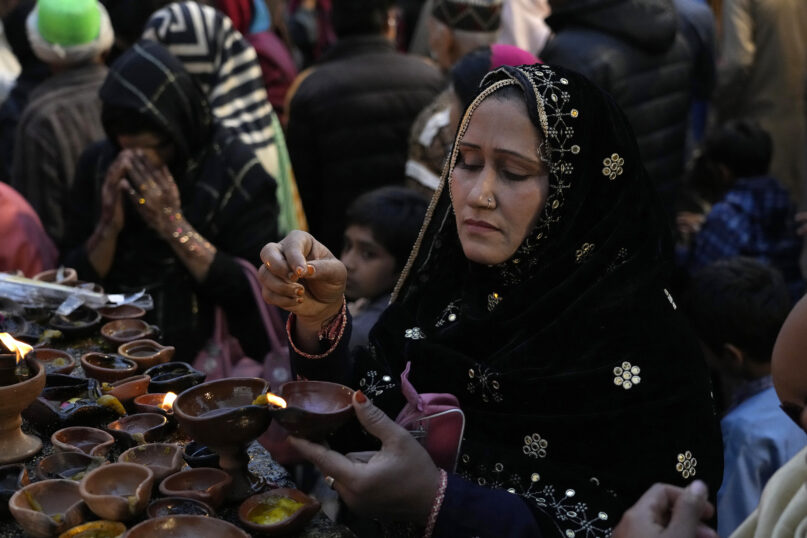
left=37, top=0, right=101, bottom=46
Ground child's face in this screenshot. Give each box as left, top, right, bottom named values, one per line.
left=341, top=225, right=399, bottom=301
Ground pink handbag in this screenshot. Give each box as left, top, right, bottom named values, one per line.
left=394, top=362, right=465, bottom=472
left=192, top=258, right=302, bottom=464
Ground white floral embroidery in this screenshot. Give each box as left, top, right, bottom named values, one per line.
left=404, top=327, right=425, bottom=339
left=519, top=479, right=613, bottom=537
left=676, top=451, right=697, bottom=479
left=523, top=433, right=549, bottom=459
left=466, top=365, right=503, bottom=403
left=357, top=370, right=396, bottom=397
left=613, top=362, right=641, bottom=390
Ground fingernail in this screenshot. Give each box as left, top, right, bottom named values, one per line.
left=355, top=390, right=367, bottom=404
left=295, top=287, right=304, bottom=297
left=288, top=272, right=296, bottom=281
left=687, top=480, right=707, bottom=499
left=307, top=264, right=315, bottom=276
left=264, top=261, right=271, bottom=269
left=296, top=297, right=303, bottom=304
left=296, top=267, right=304, bottom=277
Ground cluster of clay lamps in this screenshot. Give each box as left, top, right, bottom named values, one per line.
left=0, top=332, right=45, bottom=464
left=0, top=321, right=355, bottom=536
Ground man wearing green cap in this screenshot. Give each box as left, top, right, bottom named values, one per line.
left=10, top=0, right=114, bottom=248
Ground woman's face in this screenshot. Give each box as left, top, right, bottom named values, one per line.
left=450, top=94, right=549, bottom=265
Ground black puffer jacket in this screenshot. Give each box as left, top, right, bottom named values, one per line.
left=541, top=0, right=715, bottom=197
left=287, top=36, right=443, bottom=253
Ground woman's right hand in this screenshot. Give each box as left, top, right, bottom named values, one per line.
left=99, top=150, right=132, bottom=234
left=259, top=230, right=347, bottom=327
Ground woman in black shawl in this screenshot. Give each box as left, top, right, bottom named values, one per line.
left=259, top=64, right=722, bottom=536
left=63, top=40, right=279, bottom=362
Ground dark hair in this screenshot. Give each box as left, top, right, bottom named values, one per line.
left=332, top=0, right=392, bottom=38
left=685, top=257, right=792, bottom=363
left=345, top=186, right=429, bottom=271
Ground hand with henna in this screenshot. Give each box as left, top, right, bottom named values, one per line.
left=122, top=150, right=183, bottom=240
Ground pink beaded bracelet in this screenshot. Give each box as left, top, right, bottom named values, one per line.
left=286, top=296, right=347, bottom=359
left=423, top=469, right=448, bottom=538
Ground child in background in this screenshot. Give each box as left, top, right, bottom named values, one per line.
left=341, top=186, right=428, bottom=350
left=685, top=257, right=806, bottom=537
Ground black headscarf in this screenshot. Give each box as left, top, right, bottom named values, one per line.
left=351, top=64, right=722, bottom=534
left=63, top=40, right=278, bottom=361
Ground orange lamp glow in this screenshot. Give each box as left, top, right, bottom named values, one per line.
left=0, top=333, right=33, bottom=364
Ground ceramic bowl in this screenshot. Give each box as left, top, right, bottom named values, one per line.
left=182, top=441, right=219, bottom=468
left=34, top=349, right=77, bottom=375
left=34, top=267, right=78, bottom=284
left=146, top=497, right=214, bottom=518
left=22, top=375, right=119, bottom=435
left=144, top=362, right=206, bottom=394
left=100, top=320, right=156, bottom=346
left=269, top=380, right=355, bottom=441
left=124, top=515, right=249, bottom=538
left=96, top=304, right=146, bottom=321
left=49, top=307, right=102, bottom=337
left=158, top=468, right=232, bottom=509
left=117, top=339, right=174, bottom=372
left=9, top=479, right=86, bottom=538
left=79, top=462, right=154, bottom=521
left=132, top=392, right=178, bottom=417
left=52, top=426, right=115, bottom=457
left=106, top=413, right=170, bottom=447
left=238, top=488, right=321, bottom=536
left=37, top=452, right=106, bottom=481
left=118, top=443, right=184, bottom=482
left=58, top=520, right=126, bottom=538
left=101, top=375, right=151, bottom=406
left=0, top=464, right=30, bottom=518
left=80, top=353, right=138, bottom=383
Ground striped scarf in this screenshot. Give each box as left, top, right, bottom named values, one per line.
left=143, top=1, right=301, bottom=234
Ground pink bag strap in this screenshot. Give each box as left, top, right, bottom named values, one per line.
left=235, top=258, right=286, bottom=358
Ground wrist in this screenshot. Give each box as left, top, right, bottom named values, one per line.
left=296, top=297, right=346, bottom=334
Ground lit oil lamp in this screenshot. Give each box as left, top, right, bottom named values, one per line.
left=263, top=381, right=355, bottom=441
left=0, top=332, right=34, bottom=386
left=0, top=333, right=46, bottom=464
left=161, top=392, right=177, bottom=411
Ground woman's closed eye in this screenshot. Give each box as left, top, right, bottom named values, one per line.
left=456, top=151, right=482, bottom=170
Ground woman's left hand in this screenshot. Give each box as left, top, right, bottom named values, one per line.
left=123, top=150, right=183, bottom=240
left=289, top=391, right=442, bottom=524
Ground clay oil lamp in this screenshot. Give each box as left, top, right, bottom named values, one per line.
left=23, top=375, right=125, bottom=435
left=0, top=332, right=46, bottom=464
left=35, top=349, right=77, bottom=375
left=80, top=353, right=138, bottom=383
left=172, top=378, right=272, bottom=502
left=64, top=281, right=105, bottom=294
left=34, top=267, right=78, bottom=284
left=9, top=479, right=87, bottom=538
left=125, top=515, right=249, bottom=538
left=100, top=320, right=157, bottom=346
left=96, top=304, right=146, bottom=321
left=118, top=443, right=184, bottom=483
left=0, top=463, right=30, bottom=518
left=144, top=362, right=206, bottom=394
left=133, top=391, right=177, bottom=417
left=58, top=520, right=126, bottom=538
left=37, top=451, right=106, bottom=481
left=79, top=462, right=154, bottom=521
left=118, top=339, right=174, bottom=372
left=106, top=413, right=170, bottom=447
left=49, top=307, right=102, bottom=337
left=146, top=497, right=214, bottom=518
left=238, top=488, right=321, bottom=536
left=0, top=312, right=28, bottom=339
left=158, top=468, right=232, bottom=509
left=264, top=380, right=355, bottom=441
left=52, top=426, right=115, bottom=458
left=100, top=374, right=151, bottom=408
left=182, top=440, right=220, bottom=468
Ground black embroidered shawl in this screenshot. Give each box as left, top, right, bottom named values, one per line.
left=319, top=64, right=725, bottom=536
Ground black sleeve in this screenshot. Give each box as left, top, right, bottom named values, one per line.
left=286, top=84, right=322, bottom=236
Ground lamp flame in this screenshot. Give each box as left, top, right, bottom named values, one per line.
left=161, top=392, right=177, bottom=410
left=0, top=333, right=33, bottom=364
left=266, top=393, right=287, bottom=408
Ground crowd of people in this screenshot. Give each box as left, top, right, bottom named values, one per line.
left=1, top=0, right=806, bottom=536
